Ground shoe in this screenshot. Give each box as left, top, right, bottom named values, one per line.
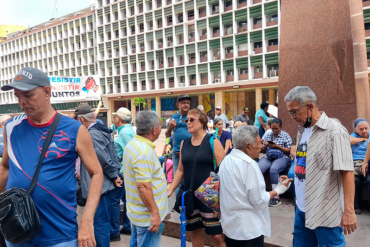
left=269, top=198, right=281, bottom=207
left=120, top=228, right=132, bottom=235
left=110, top=235, right=121, bottom=242
left=355, top=208, right=361, bottom=214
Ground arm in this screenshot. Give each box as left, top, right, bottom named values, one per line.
left=165, top=119, right=176, bottom=138
left=114, top=138, right=123, bottom=160
left=168, top=141, right=185, bottom=196
left=350, top=136, right=367, bottom=146
left=223, top=139, right=231, bottom=155
left=136, top=182, right=161, bottom=232
left=258, top=116, right=266, bottom=129
left=0, top=129, right=9, bottom=192
left=340, top=171, right=357, bottom=235
left=213, top=139, right=225, bottom=166
left=76, top=126, right=104, bottom=247
left=290, top=145, right=296, bottom=160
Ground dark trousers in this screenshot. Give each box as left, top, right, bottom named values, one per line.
left=259, top=126, right=265, bottom=138
left=354, top=173, right=370, bottom=209
left=94, top=192, right=111, bottom=247
left=224, top=235, right=264, bottom=247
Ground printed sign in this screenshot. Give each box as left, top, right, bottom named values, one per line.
left=49, top=76, right=101, bottom=103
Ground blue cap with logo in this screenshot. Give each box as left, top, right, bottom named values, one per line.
left=1, top=67, right=50, bottom=92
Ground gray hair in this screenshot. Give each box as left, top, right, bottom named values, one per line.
left=78, top=112, right=96, bottom=121
left=136, top=111, right=160, bottom=135
left=232, top=126, right=259, bottom=150
left=0, top=115, right=11, bottom=126
left=214, top=117, right=223, bottom=126
left=284, top=86, right=318, bottom=105
left=266, top=117, right=274, bottom=126
left=118, top=115, right=132, bottom=124
left=353, top=118, right=369, bottom=132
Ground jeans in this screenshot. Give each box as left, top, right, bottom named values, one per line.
left=287, top=160, right=295, bottom=198
left=172, top=152, right=181, bottom=196
left=293, top=208, right=345, bottom=247
left=5, top=239, right=78, bottom=247
left=259, top=126, right=265, bottom=138
left=110, top=175, right=131, bottom=236
left=354, top=172, right=370, bottom=209
left=258, top=157, right=290, bottom=184
left=229, top=127, right=233, bottom=134
left=130, top=224, right=162, bottom=247
left=95, top=192, right=111, bottom=247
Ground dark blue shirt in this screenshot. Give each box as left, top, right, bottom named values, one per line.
left=168, top=113, right=192, bottom=152
left=219, top=131, right=232, bottom=154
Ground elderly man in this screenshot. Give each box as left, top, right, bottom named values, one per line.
left=0, top=67, right=103, bottom=247
left=74, top=103, right=122, bottom=247
left=235, top=107, right=251, bottom=125
left=219, top=126, right=291, bottom=247
left=165, top=94, right=192, bottom=196
left=0, top=115, right=11, bottom=159
left=284, top=86, right=356, bottom=247
left=122, top=111, right=169, bottom=247
left=349, top=118, right=370, bottom=214
left=111, top=107, right=135, bottom=239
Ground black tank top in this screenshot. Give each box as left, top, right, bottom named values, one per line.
left=181, top=134, right=214, bottom=193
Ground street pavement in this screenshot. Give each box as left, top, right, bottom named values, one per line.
left=110, top=234, right=194, bottom=247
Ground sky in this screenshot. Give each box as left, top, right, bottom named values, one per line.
left=0, top=0, right=92, bottom=28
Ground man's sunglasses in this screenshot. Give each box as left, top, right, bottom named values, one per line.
left=184, top=117, right=198, bottom=124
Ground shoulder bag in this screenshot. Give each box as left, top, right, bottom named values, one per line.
left=266, top=135, right=284, bottom=160
left=174, top=135, right=209, bottom=215
left=0, top=113, right=62, bottom=244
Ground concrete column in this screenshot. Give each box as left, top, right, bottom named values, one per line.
left=237, top=92, right=246, bottom=111
left=255, top=88, right=262, bottom=112
left=198, top=94, right=204, bottom=107
left=107, top=99, right=115, bottom=127
left=147, top=98, right=152, bottom=111
left=230, top=92, right=238, bottom=119
left=269, top=89, right=276, bottom=105
left=350, top=0, right=370, bottom=120
left=131, top=99, right=136, bottom=125
left=155, top=96, right=161, bottom=118
left=215, top=91, right=225, bottom=113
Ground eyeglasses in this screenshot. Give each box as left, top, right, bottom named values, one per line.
left=288, top=104, right=308, bottom=118
left=184, top=117, right=198, bottom=124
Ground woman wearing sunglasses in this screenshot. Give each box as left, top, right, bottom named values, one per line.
left=168, top=109, right=226, bottom=247
left=214, top=118, right=233, bottom=155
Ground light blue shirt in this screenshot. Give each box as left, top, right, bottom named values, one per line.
left=254, top=109, right=268, bottom=127
left=114, top=124, right=135, bottom=173
left=350, top=132, right=370, bottom=160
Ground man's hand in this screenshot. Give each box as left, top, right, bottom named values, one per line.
left=169, top=119, right=177, bottom=129
left=167, top=189, right=173, bottom=198
left=339, top=210, right=357, bottom=235
left=75, top=171, right=80, bottom=181
left=114, top=176, right=123, bottom=187
left=78, top=219, right=96, bottom=247
left=148, top=213, right=161, bottom=233
left=362, top=162, right=368, bottom=177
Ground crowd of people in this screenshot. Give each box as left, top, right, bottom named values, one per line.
left=0, top=67, right=362, bottom=247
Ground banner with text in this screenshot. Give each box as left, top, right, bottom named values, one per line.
left=49, top=76, right=101, bottom=103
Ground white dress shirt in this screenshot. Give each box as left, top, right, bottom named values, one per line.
left=219, top=149, right=271, bottom=240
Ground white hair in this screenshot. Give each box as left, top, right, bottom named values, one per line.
left=118, top=115, right=132, bottom=124
left=232, top=126, right=259, bottom=150
left=0, top=115, right=11, bottom=126
left=284, top=86, right=318, bottom=105
left=197, top=105, right=204, bottom=110
left=136, top=111, right=160, bottom=135
left=78, top=112, right=96, bottom=121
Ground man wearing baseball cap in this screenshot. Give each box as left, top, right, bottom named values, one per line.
left=165, top=94, right=192, bottom=197
left=235, top=107, right=252, bottom=125
left=0, top=67, right=103, bottom=247
left=112, top=107, right=135, bottom=239
left=215, top=106, right=229, bottom=129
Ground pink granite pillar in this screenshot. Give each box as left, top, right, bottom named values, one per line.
left=278, top=0, right=368, bottom=135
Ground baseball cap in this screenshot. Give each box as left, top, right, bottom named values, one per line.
left=243, top=107, right=249, bottom=112
left=73, top=103, right=94, bottom=119
left=177, top=94, right=191, bottom=103
left=1, top=67, right=50, bottom=92
left=113, top=107, right=132, bottom=119
left=216, top=106, right=221, bottom=109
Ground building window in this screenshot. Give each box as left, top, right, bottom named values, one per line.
left=199, top=7, right=206, bottom=16
left=200, top=51, right=207, bottom=57
left=159, top=58, right=164, bottom=64
left=157, top=19, right=162, bottom=27
left=159, top=78, right=164, bottom=84
left=167, top=16, right=172, bottom=23
left=269, top=14, right=278, bottom=22
left=238, top=21, right=248, bottom=28
left=213, top=27, right=220, bottom=34
left=141, top=81, right=146, bottom=85
left=141, top=61, right=145, bottom=68
left=201, top=73, right=207, bottom=78
left=189, top=53, right=196, bottom=59
left=140, top=43, right=145, bottom=49
left=238, top=0, right=246, bottom=3
left=167, top=37, right=173, bottom=45
left=239, top=68, right=248, bottom=74
left=254, top=41, right=262, bottom=48
left=254, top=17, right=262, bottom=25
left=190, top=74, right=196, bottom=80
left=139, top=24, right=144, bottom=31
left=225, top=47, right=233, bottom=53
left=238, top=44, right=248, bottom=51
left=212, top=4, right=219, bottom=14
left=168, top=57, right=174, bottom=63
left=268, top=39, right=278, bottom=46
left=224, top=0, right=232, bottom=8
left=200, top=29, right=207, bottom=36
left=131, top=26, right=135, bottom=34
left=158, top=39, right=163, bottom=45
left=254, top=65, right=262, bottom=72
left=188, top=10, right=194, bottom=18
left=226, top=70, right=233, bottom=76
left=169, top=77, right=174, bottom=83
left=224, top=24, right=233, bottom=35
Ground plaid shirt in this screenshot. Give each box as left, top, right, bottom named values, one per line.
left=263, top=130, right=292, bottom=158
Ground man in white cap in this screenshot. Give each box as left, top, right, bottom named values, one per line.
left=215, top=106, right=229, bottom=129
left=112, top=107, right=135, bottom=238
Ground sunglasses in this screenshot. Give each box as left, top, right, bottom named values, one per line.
left=184, top=117, right=198, bottom=124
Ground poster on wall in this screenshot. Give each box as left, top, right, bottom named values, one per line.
left=203, top=93, right=231, bottom=120
left=49, top=76, right=101, bottom=103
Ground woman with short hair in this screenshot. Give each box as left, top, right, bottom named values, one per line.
left=214, top=118, right=232, bottom=155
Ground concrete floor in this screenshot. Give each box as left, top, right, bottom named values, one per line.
left=110, top=234, right=194, bottom=247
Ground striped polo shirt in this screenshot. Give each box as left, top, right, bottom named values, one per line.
left=122, top=135, right=169, bottom=227
left=295, top=112, right=353, bottom=230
